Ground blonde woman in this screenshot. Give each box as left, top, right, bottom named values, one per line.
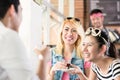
left=47, top=17, right=85, bottom=80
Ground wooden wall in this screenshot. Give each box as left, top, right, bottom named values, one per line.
left=49, top=0, right=120, bottom=51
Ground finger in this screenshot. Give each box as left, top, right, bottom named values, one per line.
left=70, top=64, right=77, bottom=68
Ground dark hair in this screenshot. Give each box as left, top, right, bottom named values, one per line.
left=86, top=30, right=117, bottom=58
left=0, top=0, right=20, bottom=19
left=108, top=42, right=116, bottom=58
left=97, top=31, right=116, bottom=58
left=90, top=9, right=103, bottom=15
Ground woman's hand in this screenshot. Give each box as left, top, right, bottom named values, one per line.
left=66, top=64, right=83, bottom=75
left=51, top=61, right=67, bottom=71
left=50, top=61, right=67, bottom=73
left=67, top=64, right=88, bottom=80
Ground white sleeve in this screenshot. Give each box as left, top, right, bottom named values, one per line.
left=0, top=30, right=40, bottom=80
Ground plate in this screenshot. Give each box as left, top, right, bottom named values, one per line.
left=56, top=68, right=75, bottom=72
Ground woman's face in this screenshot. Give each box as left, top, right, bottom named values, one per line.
left=82, top=35, right=101, bottom=61
left=62, top=22, right=79, bottom=46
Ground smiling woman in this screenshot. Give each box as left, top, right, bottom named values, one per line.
left=70, top=27, right=120, bottom=80
left=44, top=17, right=85, bottom=80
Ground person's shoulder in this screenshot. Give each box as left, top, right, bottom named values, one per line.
left=0, top=28, right=18, bottom=46
left=105, top=27, right=118, bottom=33
left=0, top=27, right=18, bottom=39
left=50, top=47, right=56, bottom=52
left=0, top=24, right=9, bottom=40
left=113, top=59, right=120, bottom=63
left=111, top=59, right=120, bottom=67
left=91, top=62, right=97, bottom=68
left=4, top=29, right=22, bottom=44
left=105, top=28, right=120, bottom=43
left=0, top=22, right=17, bottom=37
left=50, top=47, right=63, bottom=57
left=0, top=27, right=26, bottom=53
left=50, top=47, right=57, bottom=55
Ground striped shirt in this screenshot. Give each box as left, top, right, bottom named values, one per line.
left=92, top=59, right=120, bottom=80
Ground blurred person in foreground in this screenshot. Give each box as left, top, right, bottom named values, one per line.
left=0, top=0, right=47, bottom=80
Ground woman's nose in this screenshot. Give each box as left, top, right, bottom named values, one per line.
left=82, top=45, right=88, bottom=52
left=67, top=30, right=72, bottom=35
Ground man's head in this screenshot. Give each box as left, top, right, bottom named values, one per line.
left=90, top=9, right=104, bottom=29
left=0, top=0, right=22, bottom=32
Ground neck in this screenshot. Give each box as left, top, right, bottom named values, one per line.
left=64, top=44, right=74, bottom=53
left=94, top=25, right=103, bottom=30
left=93, top=56, right=110, bottom=64
left=94, top=57, right=114, bottom=71
left=1, top=18, right=18, bottom=32
left=1, top=17, right=9, bottom=27
left=100, top=25, right=104, bottom=30
left=63, top=45, right=74, bottom=60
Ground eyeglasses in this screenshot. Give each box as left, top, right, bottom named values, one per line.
left=85, top=27, right=101, bottom=36
left=65, top=17, right=80, bottom=22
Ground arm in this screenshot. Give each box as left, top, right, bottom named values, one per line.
left=76, top=67, right=97, bottom=80
left=34, top=45, right=50, bottom=80
left=47, top=61, right=68, bottom=80
left=70, top=64, right=97, bottom=80
left=35, top=46, right=55, bottom=80
left=35, top=46, right=67, bottom=80
left=115, top=76, right=120, bottom=80
left=84, top=67, right=90, bottom=77
left=47, top=65, right=55, bottom=80
left=0, top=34, right=40, bottom=80
left=87, top=67, right=97, bottom=80
left=78, top=64, right=97, bottom=80
left=37, top=59, right=48, bottom=80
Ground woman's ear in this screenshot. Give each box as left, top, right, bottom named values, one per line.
left=101, top=45, right=107, bottom=55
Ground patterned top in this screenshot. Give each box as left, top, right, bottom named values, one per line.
left=92, top=59, right=120, bottom=80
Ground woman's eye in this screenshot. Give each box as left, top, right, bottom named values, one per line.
left=72, top=30, right=77, bottom=32
left=82, top=43, right=85, bottom=46
left=64, top=28, right=68, bottom=31
left=88, top=44, right=92, bottom=46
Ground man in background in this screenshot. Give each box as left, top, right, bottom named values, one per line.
left=0, top=0, right=47, bottom=80
left=90, top=9, right=120, bottom=43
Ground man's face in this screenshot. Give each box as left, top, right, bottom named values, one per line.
left=90, top=13, right=104, bottom=29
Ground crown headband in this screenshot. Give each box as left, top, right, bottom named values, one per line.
left=90, top=13, right=103, bottom=19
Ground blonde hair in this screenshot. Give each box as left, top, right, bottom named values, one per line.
left=55, top=18, right=85, bottom=58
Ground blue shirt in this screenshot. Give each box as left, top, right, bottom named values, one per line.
left=51, top=48, right=84, bottom=80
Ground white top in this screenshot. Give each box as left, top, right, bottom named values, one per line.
left=0, top=21, right=40, bottom=80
